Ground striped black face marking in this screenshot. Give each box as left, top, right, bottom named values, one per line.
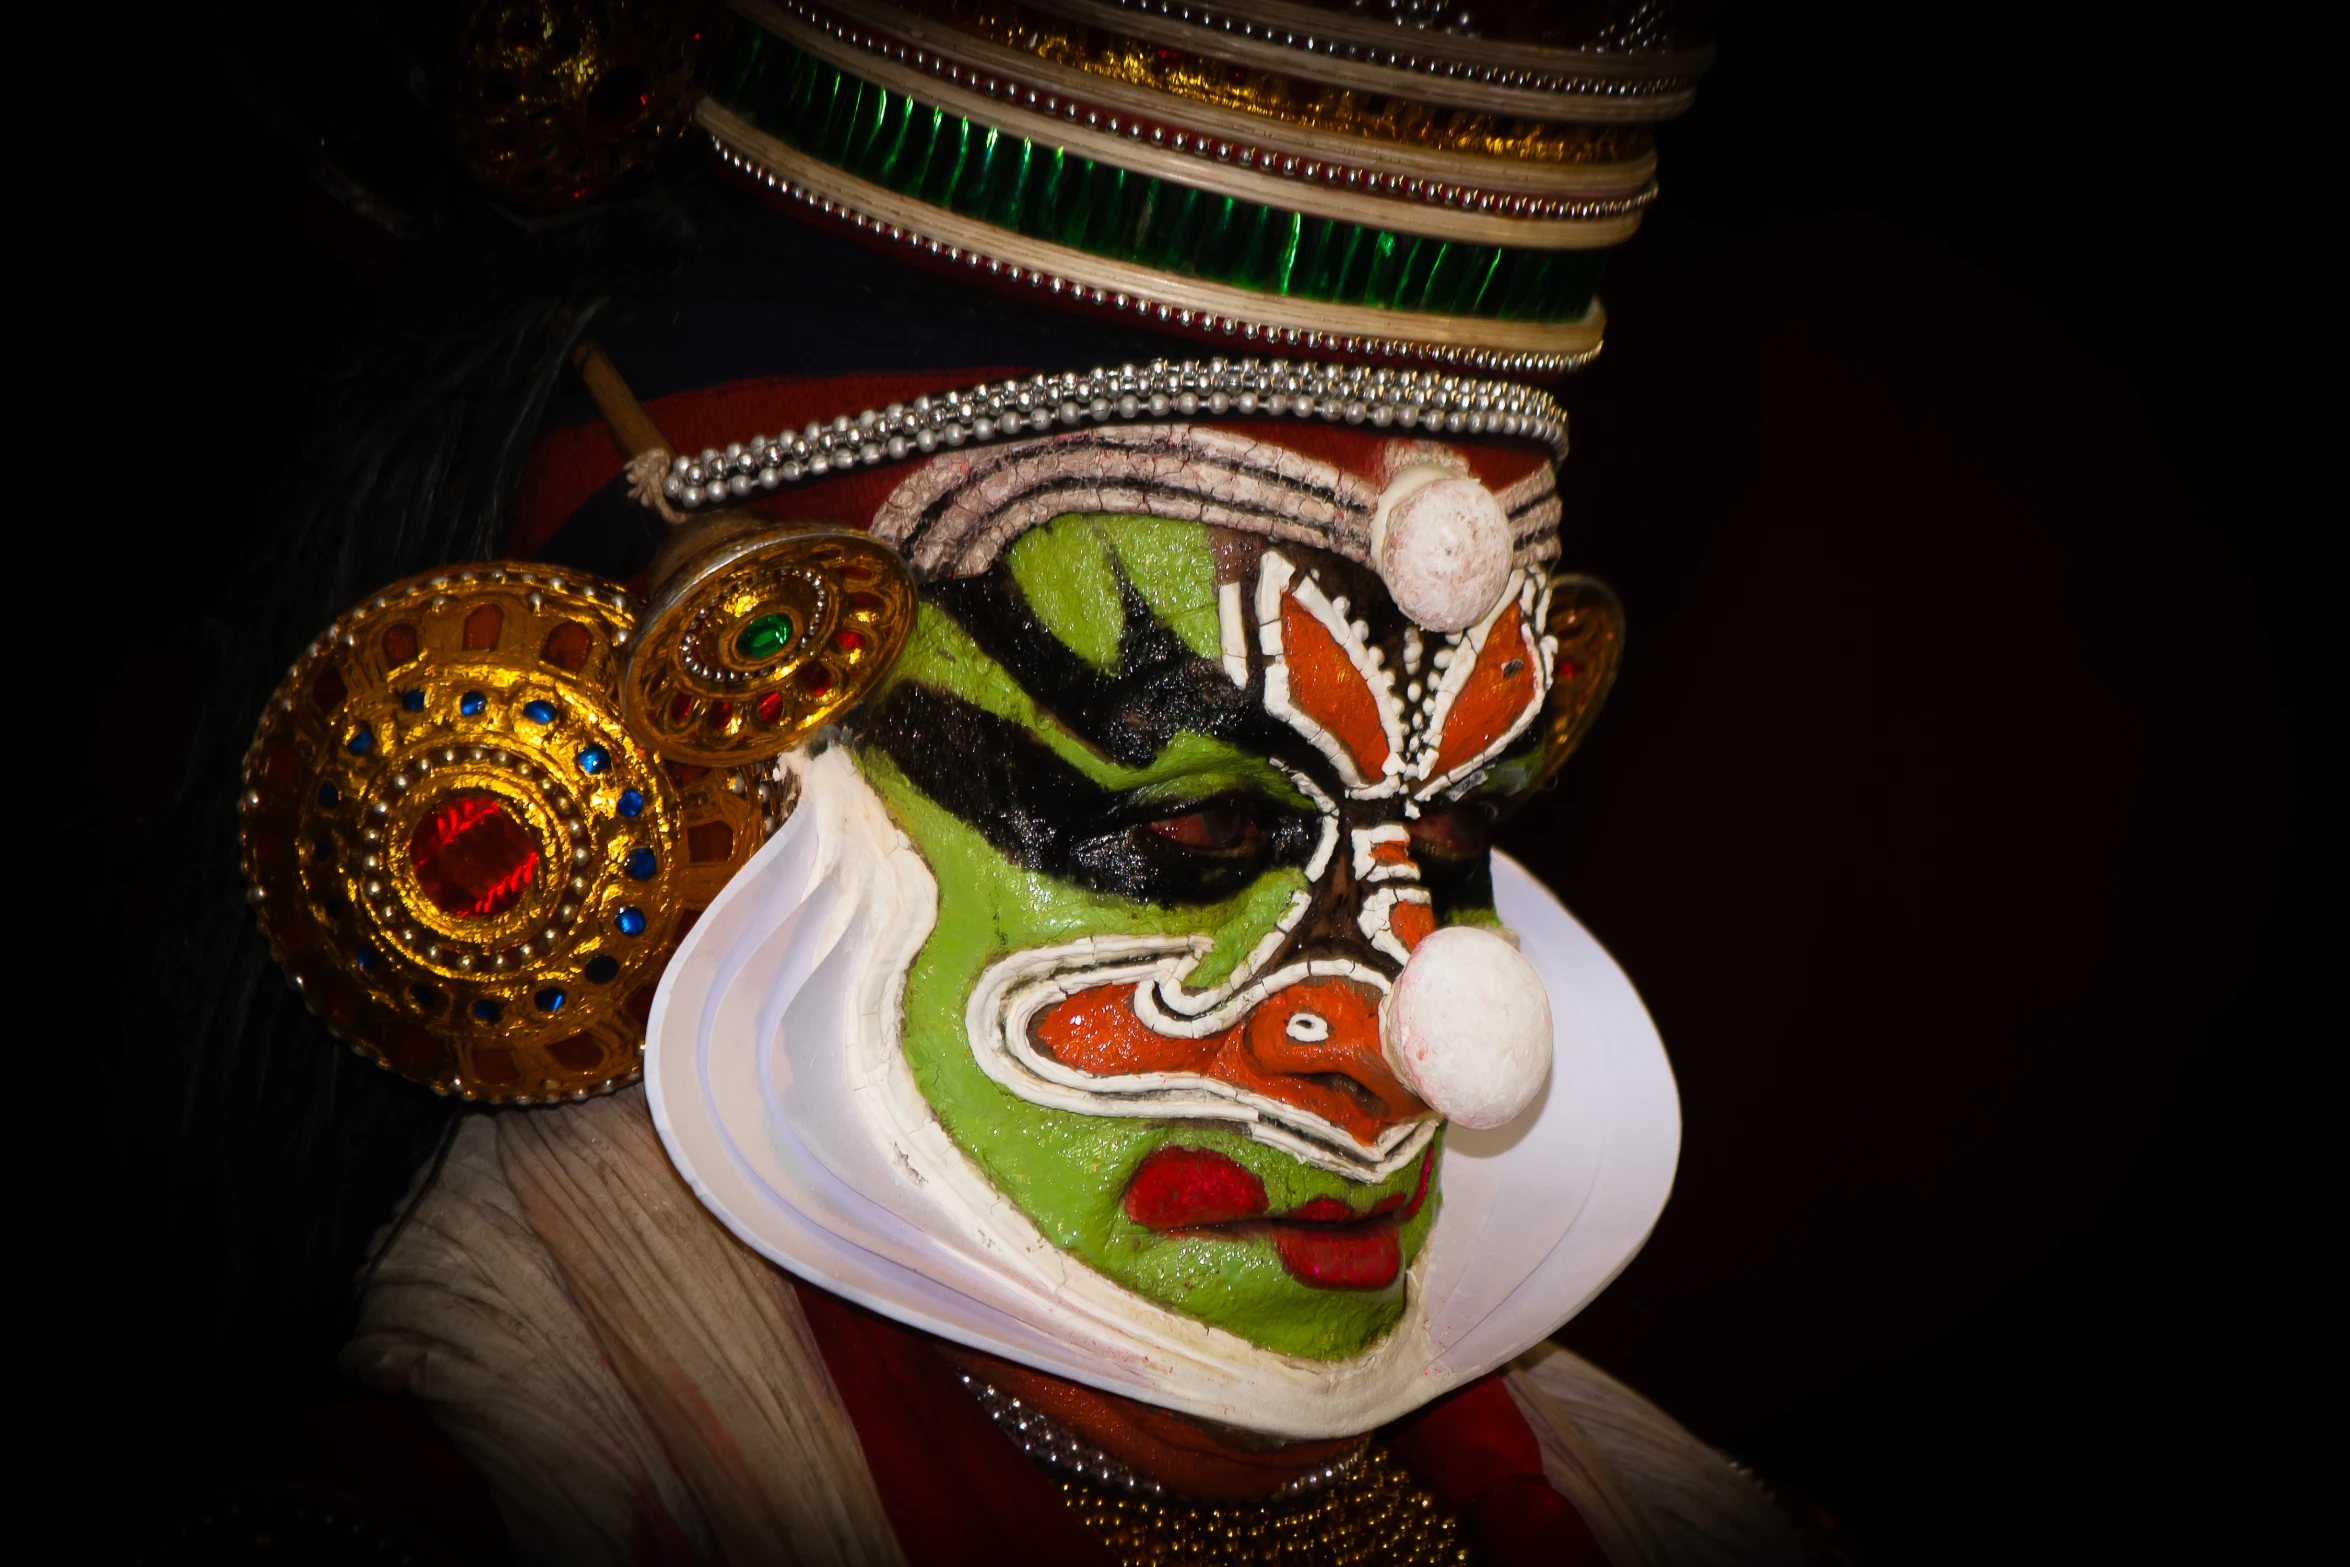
left=925, top=566, right=1279, bottom=769
left=862, top=683, right=1325, bottom=907
left=852, top=526, right=1545, bottom=914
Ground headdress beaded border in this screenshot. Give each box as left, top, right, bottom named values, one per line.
left=659, top=356, right=1570, bottom=511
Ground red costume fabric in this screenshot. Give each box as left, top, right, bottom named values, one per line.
left=796, top=1283, right=1606, bottom=1567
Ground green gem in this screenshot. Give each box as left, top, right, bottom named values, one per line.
left=735, top=612, right=796, bottom=661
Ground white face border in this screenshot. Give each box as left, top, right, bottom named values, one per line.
left=645, top=746, right=1682, bottom=1439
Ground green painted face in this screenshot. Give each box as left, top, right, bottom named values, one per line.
left=851, top=514, right=1533, bottom=1359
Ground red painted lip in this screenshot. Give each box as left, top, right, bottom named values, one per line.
left=1120, top=1146, right=1433, bottom=1292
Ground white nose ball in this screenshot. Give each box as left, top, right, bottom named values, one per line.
left=1381, top=924, right=1553, bottom=1130
left=1376, top=476, right=1514, bottom=633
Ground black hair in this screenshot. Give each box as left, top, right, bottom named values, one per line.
left=94, top=138, right=1185, bottom=1466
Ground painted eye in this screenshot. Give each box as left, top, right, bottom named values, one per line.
left=1406, top=805, right=1493, bottom=860
left=1145, top=799, right=1263, bottom=854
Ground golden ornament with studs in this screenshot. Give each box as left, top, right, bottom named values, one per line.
left=241, top=341, right=915, bottom=1100
left=238, top=566, right=774, bottom=1103
left=1523, top=575, right=1624, bottom=796
left=625, top=517, right=917, bottom=767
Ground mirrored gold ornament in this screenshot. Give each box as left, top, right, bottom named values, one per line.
left=1525, top=573, right=1624, bottom=793
left=437, top=0, right=727, bottom=209
left=238, top=564, right=769, bottom=1102
left=622, top=520, right=918, bottom=767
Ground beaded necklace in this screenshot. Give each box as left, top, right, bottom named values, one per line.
left=1057, top=1446, right=1475, bottom=1567
left=959, top=1372, right=1477, bottom=1566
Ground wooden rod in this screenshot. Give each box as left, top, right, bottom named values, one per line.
left=570, top=341, right=672, bottom=459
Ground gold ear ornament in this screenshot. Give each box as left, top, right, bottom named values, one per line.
left=238, top=342, right=915, bottom=1100
left=1525, top=574, right=1625, bottom=794
left=237, top=567, right=772, bottom=1102
left=623, top=515, right=918, bottom=767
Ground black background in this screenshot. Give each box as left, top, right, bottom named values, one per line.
left=25, top=3, right=2339, bottom=1560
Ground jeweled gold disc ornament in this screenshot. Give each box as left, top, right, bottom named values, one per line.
left=621, top=521, right=917, bottom=767
left=239, top=564, right=770, bottom=1102
left=436, top=0, right=726, bottom=211
left=1525, top=573, right=1624, bottom=793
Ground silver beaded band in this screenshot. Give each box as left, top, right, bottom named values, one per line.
left=957, top=1371, right=1368, bottom=1503
left=661, top=356, right=1569, bottom=512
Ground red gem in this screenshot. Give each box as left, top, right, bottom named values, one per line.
left=846, top=592, right=884, bottom=614
left=540, top=620, right=593, bottom=672
left=387, top=1023, right=447, bottom=1077
left=755, top=690, right=785, bottom=723
left=706, top=700, right=733, bottom=729
left=668, top=692, right=693, bottom=725
left=686, top=820, right=736, bottom=864
left=548, top=1033, right=604, bottom=1071
left=796, top=662, right=834, bottom=696
left=311, top=664, right=348, bottom=713
left=833, top=629, right=865, bottom=653
left=409, top=791, right=540, bottom=918
left=462, top=604, right=503, bottom=649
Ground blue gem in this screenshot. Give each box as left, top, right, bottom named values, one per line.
left=617, top=789, right=644, bottom=818
left=355, top=948, right=380, bottom=972
left=615, top=906, right=647, bottom=936
left=534, top=987, right=567, bottom=1012
left=346, top=724, right=374, bottom=755
left=460, top=690, right=487, bottom=717
left=577, top=745, right=610, bottom=775
left=409, top=983, right=443, bottom=1011
left=585, top=954, right=619, bottom=983
left=523, top=700, right=557, bottom=724
left=316, top=783, right=339, bottom=808
left=401, top=689, right=425, bottom=711
left=625, top=848, right=658, bottom=881
left=472, top=999, right=502, bottom=1023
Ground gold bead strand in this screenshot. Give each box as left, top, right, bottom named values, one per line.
left=1056, top=1445, right=1475, bottom=1567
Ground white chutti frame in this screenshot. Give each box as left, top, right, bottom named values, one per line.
left=646, top=746, right=1679, bottom=1439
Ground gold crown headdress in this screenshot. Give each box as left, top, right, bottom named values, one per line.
left=698, top=0, right=1707, bottom=372
left=242, top=0, right=1698, bottom=1103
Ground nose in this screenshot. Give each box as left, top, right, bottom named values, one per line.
left=1237, top=981, right=1427, bottom=1137
left=1379, top=925, right=1552, bottom=1130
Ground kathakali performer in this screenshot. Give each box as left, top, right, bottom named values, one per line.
left=186, top=2, right=1816, bottom=1562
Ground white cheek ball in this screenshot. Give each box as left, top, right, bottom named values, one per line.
left=1381, top=924, right=1553, bottom=1130
left=1375, top=475, right=1515, bottom=633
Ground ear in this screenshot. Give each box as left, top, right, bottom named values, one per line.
left=1524, top=574, right=1625, bottom=793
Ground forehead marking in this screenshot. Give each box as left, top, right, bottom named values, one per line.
left=1405, top=573, right=1556, bottom=799
left=1255, top=550, right=1407, bottom=798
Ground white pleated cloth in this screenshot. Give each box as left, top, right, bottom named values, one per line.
left=345, top=1090, right=1807, bottom=1567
